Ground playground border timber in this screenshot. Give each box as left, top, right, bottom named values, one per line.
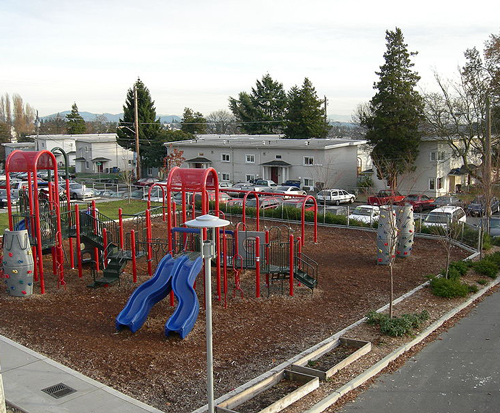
left=192, top=249, right=495, bottom=413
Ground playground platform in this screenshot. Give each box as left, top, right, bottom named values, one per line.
left=0, top=334, right=163, bottom=413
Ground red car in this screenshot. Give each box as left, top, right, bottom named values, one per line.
left=367, top=190, right=405, bottom=206
left=399, top=194, right=435, bottom=212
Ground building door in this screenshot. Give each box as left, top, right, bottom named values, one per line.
left=271, top=167, right=279, bottom=184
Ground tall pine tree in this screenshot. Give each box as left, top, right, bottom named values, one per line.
left=229, top=74, right=287, bottom=134
left=66, top=103, right=86, bottom=134
left=362, top=28, right=424, bottom=190
left=116, top=79, right=162, bottom=171
left=284, top=78, right=330, bottom=139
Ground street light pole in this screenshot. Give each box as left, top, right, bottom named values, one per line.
left=134, top=85, right=141, bottom=180
left=184, top=214, right=230, bottom=413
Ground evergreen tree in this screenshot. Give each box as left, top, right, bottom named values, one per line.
left=180, top=108, right=207, bottom=134
left=116, top=78, right=162, bottom=171
left=66, top=103, right=86, bottom=134
left=361, top=28, right=424, bottom=190
left=229, top=73, right=287, bottom=134
left=284, top=78, right=330, bottom=139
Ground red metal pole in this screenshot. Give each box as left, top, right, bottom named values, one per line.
left=131, top=230, right=137, bottom=283
left=146, top=209, right=152, bottom=276
left=75, top=204, right=82, bottom=278
left=102, top=228, right=108, bottom=268
left=255, top=236, right=261, bottom=298
left=289, top=234, right=294, bottom=296
left=91, top=201, right=99, bottom=273
left=119, top=208, right=124, bottom=249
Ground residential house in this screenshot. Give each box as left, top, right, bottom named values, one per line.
left=166, top=135, right=367, bottom=191
left=369, top=136, right=480, bottom=197
left=74, top=135, right=134, bottom=175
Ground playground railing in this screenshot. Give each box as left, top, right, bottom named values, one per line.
left=294, top=254, right=319, bottom=287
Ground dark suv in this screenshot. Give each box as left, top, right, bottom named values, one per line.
left=466, top=196, right=500, bottom=216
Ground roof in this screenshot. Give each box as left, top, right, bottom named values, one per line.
left=186, top=157, right=212, bottom=163
left=92, top=157, right=111, bottom=162
left=260, top=160, right=292, bottom=167
left=168, top=135, right=367, bottom=150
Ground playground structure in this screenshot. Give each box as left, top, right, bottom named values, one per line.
left=3, top=153, right=319, bottom=336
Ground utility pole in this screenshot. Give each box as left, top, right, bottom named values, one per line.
left=484, top=95, right=492, bottom=236
left=134, top=85, right=140, bottom=180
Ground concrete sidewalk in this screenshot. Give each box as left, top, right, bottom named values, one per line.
left=0, top=335, right=164, bottom=413
left=339, top=287, right=500, bottom=413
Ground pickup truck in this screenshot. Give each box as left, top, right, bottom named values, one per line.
left=367, top=190, right=405, bottom=206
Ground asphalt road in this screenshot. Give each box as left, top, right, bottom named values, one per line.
left=339, top=288, right=500, bottom=413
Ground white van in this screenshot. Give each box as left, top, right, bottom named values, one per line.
left=424, top=206, right=466, bottom=228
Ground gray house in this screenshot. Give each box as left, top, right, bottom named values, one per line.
left=166, top=135, right=367, bottom=191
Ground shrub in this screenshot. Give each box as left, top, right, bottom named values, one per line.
left=448, top=260, right=470, bottom=277
left=483, top=251, right=500, bottom=267
left=472, top=260, right=498, bottom=279
left=429, top=276, right=470, bottom=298
left=442, top=266, right=461, bottom=281
left=365, top=310, right=429, bottom=337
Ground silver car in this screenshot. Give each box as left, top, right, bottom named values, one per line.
left=316, top=189, right=355, bottom=205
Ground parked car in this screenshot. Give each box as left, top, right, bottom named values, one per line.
left=253, top=179, right=277, bottom=187
left=272, top=186, right=307, bottom=198
left=246, top=196, right=282, bottom=210
left=134, top=177, right=159, bottom=187
left=348, top=205, right=380, bottom=224
left=429, top=195, right=463, bottom=209
left=69, top=182, right=94, bottom=200
left=282, top=179, right=301, bottom=188
left=225, top=182, right=255, bottom=197
left=228, top=196, right=282, bottom=210
left=316, top=189, right=355, bottom=205
left=466, top=196, right=500, bottom=217
left=423, top=206, right=467, bottom=228
left=399, top=194, right=435, bottom=212
left=488, top=217, right=500, bottom=238
left=0, top=188, right=18, bottom=208
left=367, top=190, right=405, bottom=206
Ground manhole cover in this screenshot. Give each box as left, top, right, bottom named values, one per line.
left=42, top=383, right=77, bottom=399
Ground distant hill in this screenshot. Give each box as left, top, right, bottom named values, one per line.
left=41, top=112, right=181, bottom=124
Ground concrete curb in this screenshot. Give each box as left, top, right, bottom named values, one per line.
left=303, top=277, right=500, bottom=413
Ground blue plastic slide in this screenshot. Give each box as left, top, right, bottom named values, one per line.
left=116, top=254, right=188, bottom=333
left=165, top=255, right=204, bottom=339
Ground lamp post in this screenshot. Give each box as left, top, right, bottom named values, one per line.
left=184, top=214, right=230, bottom=413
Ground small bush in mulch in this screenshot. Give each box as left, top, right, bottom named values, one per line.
left=429, top=276, right=472, bottom=298
left=472, top=259, right=498, bottom=279
left=365, top=310, right=429, bottom=337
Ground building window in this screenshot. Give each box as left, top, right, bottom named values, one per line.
left=245, top=154, right=255, bottom=163
left=85, top=162, right=89, bottom=169
left=429, top=178, right=435, bottom=190
left=304, top=178, right=314, bottom=188
left=221, top=173, right=230, bottom=181
left=304, top=156, right=314, bottom=166
left=147, top=168, right=153, bottom=176
left=437, top=177, right=443, bottom=189
left=246, top=174, right=255, bottom=182
left=275, top=155, right=282, bottom=159
left=221, top=153, right=230, bottom=162
left=198, top=153, right=204, bottom=156
left=430, top=151, right=445, bottom=161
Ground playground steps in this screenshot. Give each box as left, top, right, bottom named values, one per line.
left=294, top=268, right=318, bottom=289
left=88, top=245, right=127, bottom=288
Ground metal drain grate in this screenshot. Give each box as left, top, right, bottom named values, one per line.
left=42, top=383, right=77, bottom=399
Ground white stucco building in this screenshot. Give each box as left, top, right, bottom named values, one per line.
left=166, top=135, right=368, bottom=191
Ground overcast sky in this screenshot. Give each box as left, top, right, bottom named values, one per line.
left=1, top=0, right=499, bottom=121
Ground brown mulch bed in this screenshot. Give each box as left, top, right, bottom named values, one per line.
left=0, top=219, right=473, bottom=413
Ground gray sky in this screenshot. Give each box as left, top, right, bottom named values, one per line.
left=1, top=0, right=499, bottom=120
